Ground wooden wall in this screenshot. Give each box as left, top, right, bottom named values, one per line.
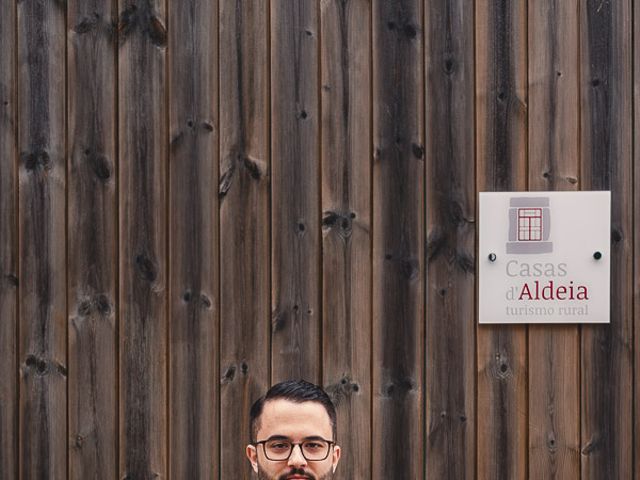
left=0, top=0, right=637, bottom=478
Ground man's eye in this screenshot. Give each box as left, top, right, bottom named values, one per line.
left=304, top=442, right=322, bottom=450
left=269, top=443, right=290, bottom=450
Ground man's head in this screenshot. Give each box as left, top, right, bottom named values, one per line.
left=246, top=380, right=341, bottom=480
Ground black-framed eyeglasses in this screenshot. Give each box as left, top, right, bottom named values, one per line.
left=253, top=437, right=335, bottom=461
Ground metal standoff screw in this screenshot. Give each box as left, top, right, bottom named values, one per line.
left=593, top=251, right=602, bottom=260
left=488, top=253, right=497, bottom=262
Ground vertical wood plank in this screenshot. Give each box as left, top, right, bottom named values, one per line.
left=117, top=0, right=168, bottom=477
left=320, top=1, right=371, bottom=478
left=527, top=0, right=580, bottom=477
left=528, top=0, right=580, bottom=193
left=219, top=1, right=269, bottom=479
left=424, top=0, right=475, bottom=477
left=635, top=0, right=640, bottom=474
left=580, top=0, right=633, bottom=477
left=17, top=0, right=67, bottom=477
left=0, top=0, right=17, bottom=476
left=270, top=0, right=321, bottom=383
left=372, top=1, right=424, bottom=478
left=475, top=0, right=528, bottom=478
left=168, top=0, right=218, bottom=478
left=67, top=0, right=118, bottom=478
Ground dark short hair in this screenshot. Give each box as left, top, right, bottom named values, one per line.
left=249, top=379, right=337, bottom=442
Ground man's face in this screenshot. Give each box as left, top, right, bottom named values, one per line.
left=246, top=399, right=341, bottom=480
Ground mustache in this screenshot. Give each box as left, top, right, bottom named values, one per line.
left=278, top=468, right=316, bottom=480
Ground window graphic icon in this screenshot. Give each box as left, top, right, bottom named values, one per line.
left=506, top=197, right=552, bottom=253
left=517, top=208, right=542, bottom=241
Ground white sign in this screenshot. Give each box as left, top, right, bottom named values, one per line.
left=479, top=191, right=610, bottom=324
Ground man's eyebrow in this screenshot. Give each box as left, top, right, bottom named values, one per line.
left=263, top=435, right=290, bottom=441
left=261, top=435, right=329, bottom=441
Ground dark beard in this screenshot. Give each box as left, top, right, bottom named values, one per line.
left=256, top=465, right=334, bottom=480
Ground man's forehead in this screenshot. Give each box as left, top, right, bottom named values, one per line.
left=257, top=398, right=333, bottom=438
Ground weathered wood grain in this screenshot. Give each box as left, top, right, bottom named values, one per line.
left=219, top=1, right=269, bottom=478
left=67, top=0, right=118, bottom=478
left=270, top=0, right=321, bottom=383
left=0, top=0, right=17, bottom=477
left=4, top=3, right=640, bottom=479
left=424, top=0, right=475, bottom=477
left=528, top=0, right=580, bottom=191
left=580, top=0, right=633, bottom=478
left=17, top=0, right=67, bottom=478
left=218, top=1, right=271, bottom=479
left=635, top=0, right=640, bottom=475
left=117, top=0, right=168, bottom=478
left=476, top=0, right=528, bottom=478
left=476, top=0, right=527, bottom=191
left=527, top=0, right=580, bottom=478
left=168, top=0, right=218, bottom=478
left=372, top=1, right=424, bottom=478
left=320, top=1, right=371, bottom=478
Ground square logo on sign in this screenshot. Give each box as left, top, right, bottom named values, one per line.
left=506, top=197, right=552, bottom=254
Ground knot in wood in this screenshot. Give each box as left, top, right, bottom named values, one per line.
left=443, top=57, right=455, bottom=75
left=200, top=293, right=212, bottom=309
left=147, top=15, right=167, bottom=47
left=581, top=435, right=600, bottom=456
left=446, top=199, right=469, bottom=227
left=78, top=300, right=93, bottom=316
left=221, top=364, right=236, bottom=384
left=95, top=294, right=112, bottom=315
left=326, top=375, right=360, bottom=407
left=117, top=3, right=166, bottom=48
left=565, top=176, right=578, bottom=184
left=243, top=156, right=262, bottom=180
left=271, top=310, right=286, bottom=333
left=182, top=289, right=192, bottom=302
left=454, top=251, right=474, bottom=274
left=322, top=210, right=353, bottom=239
left=91, top=154, right=112, bottom=181
left=25, top=354, right=48, bottom=376
left=56, top=362, right=68, bottom=377
left=611, top=228, right=622, bottom=243
left=219, top=164, right=235, bottom=199
left=74, top=15, right=99, bottom=34
left=494, top=352, right=511, bottom=380
left=427, top=229, right=446, bottom=261
left=387, top=21, right=418, bottom=40
left=5, top=273, right=18, bottom=287
left=399, top=257, right=419, bottom=280
left=383, top=376, right=415, bottom=398
left=135, top=254, right=157, bottom=282
left=22, top=149, right=51, bottom=172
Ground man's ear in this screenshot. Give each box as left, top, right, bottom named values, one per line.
left=332, top=445, right=341, bottom=472
left=246, top=444, right=259, bottom=473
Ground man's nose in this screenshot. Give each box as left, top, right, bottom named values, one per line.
left=287, top=444, right=307, bottom=467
